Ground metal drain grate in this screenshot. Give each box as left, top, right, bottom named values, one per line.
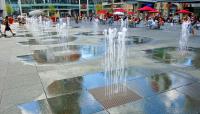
left=89, top=85, right=142, bottom=109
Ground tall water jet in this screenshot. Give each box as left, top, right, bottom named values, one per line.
left=179, top=19, right=190, bottom=55
left=120, top=17, right=128, bottom=29
left=93, top=18, right=99, bottom=34
left=67, top=16, right=70, bottom=26
left=104, top=27, right=128, bottom=97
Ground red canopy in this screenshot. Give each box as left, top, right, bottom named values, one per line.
left=177, top=10, right=191, bottom=14
left=97, top=10, right=107, bottom=15
left=127, top=11, right=135, bottom=15
left=138, top=6, right=154, bottom=11
left=114, top=8, right=127, bottom=13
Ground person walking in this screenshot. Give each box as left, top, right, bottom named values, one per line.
left=3, top=16, right=15, bottom=37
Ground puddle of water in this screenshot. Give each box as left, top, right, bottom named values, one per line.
left=75, top=31, right=104, bottom=36
left=15, top=33, right=33, bottom=37
left=17, top=91, right=104, bottom=114
left=145, top=47, right=200, bottom=69
left=100, top=36, right=152, bottom=46
left=18, top=36, right=78, bottom=45
left=125, top=36, right=152, bottom=45
left=16, top=32, right=58, bottom=38
left=147, top=89, right=200, bottom=114
left=17, top=100, right=51, bottom=114
left=45, top=67, right=172, bottom=97
left=47, top=91, right=104, bottom=114
left=46, top=77, right=83, bottom=98
left=108, top=88, right=200, bottom=114
left=127, top=72, right=194, bottom=97
left=17, top=45, right=105, bottom=64
left=17, top=67, right=199, bottom=113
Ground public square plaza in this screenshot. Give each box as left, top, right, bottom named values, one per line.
left=0, top=20, right=200, bottom=114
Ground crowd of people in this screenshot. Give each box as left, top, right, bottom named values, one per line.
left=0, top=11, right=200, bottom=37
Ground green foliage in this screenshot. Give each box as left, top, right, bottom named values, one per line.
left=5, top=4, right=13, bottom=15
left=49, top=5, right=56, bottom=16
left=96, top=4, right=102, bottom=12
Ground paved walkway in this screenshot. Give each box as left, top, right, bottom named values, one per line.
left=0, top=22, right=200, bottom=114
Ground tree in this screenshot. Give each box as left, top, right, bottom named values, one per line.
left=49, top=5, right=56, bottom=16
left=5, top=4, right=13, bottom=15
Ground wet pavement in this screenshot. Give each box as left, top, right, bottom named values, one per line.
left=75, top=31, right=104, bottom=36
left=144, top=47, right=200, bottom=69
left=125, top=36, right=152, bottom=45
left=17, top=45, right=105, bottom=65
left=17, top=91, right=104, bottom=114
left=17, top=36, right=78, bottom=45
left=1, top=23, right=200, bottom=114
left=16, top=68, right=200, bottom=114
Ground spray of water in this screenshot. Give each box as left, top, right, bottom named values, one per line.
left=93, top=18, right=99, bottom=34
left=104, top=27, right=128, bottom=97
left=179, top=20, right=190, bottom=55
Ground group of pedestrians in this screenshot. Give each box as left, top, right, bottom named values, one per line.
left=0, top=16, right=15, bottom=37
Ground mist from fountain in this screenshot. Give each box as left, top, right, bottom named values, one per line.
left=93, top=18, right=99, bottom=34
left=67, top=16, right=70, bottom=26
left=179, top=20, right=190, bottom=55
left=104, top=27, right=128, bottom=97
left=120, top=17, right=128, bottom=29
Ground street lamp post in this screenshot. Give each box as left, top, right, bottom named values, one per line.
left=79, top=0, right=81, bottom=16
left=87, top=0, right=89, bottom=16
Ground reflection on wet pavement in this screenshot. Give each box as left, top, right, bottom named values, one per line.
left=147, top=89, right=200, bottom=114
left=16, top=32, right=58, bottom=38
left=48, top=91, right=104, bottom=114
left=75, top=32, right=104, bottom=36
left=17, top=68, right=200, bottom=114
left=45, top=67, right=149, bottom=99
left=17, top=100, right=51, bottom=114
left=127, top=72, right=194, bottom=97
left=125, top=36, right=152, bottom=45
left=15, top=33, right=33, bottom=37
left=145, top=47, right=200, bottom=69
left=18, top=36, right=78, bottom=45
left=46, top=77, right=83, bottom=98
left=109, top=89, right=200, bottom=114
left=176, top=83, right=200, bottom=100
left=108, top=98, right=162, bottom=114
left=17, top=45, right=105, bottom=65
left=18, top=91, right=104, bottom=114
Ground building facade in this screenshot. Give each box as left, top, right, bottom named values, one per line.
left=0, top=0, right=6, bottom=16
left=6, top=0, right=200, bottom=17
left=155, top=0, right=200, bottom=16
left=7, top=0, right=96, bottom=16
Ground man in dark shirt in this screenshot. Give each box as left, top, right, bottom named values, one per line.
left=3, top=16, right=15, bottom=37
